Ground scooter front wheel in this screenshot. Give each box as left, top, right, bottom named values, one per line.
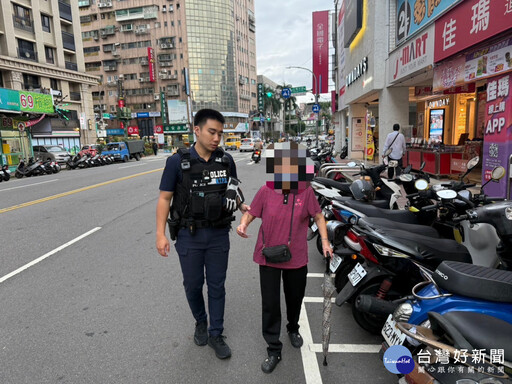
left=15, top=171, right=23, bottom=178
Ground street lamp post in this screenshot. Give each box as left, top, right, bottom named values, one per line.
left=286, top=66, right=320, bottom=143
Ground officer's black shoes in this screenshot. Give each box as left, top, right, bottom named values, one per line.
left=288, top=331, right=303, bottom=348
left=194, top=321, right=208, bottom=346
left=261, top=355, right=281, bottom=374
left=208, top=335, right=232, bottom=359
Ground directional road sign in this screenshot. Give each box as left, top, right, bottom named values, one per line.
left=281, top=88, right=291, bottom=99
left=312, top=104, right=321, bottom=113
left=291, top=86, right=307, bottom=94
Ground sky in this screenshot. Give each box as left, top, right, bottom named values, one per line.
left=254, top=0, right=336, bottom=103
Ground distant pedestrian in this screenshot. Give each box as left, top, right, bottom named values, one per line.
left=382, top=123, right=406, bottom=179
left=152, top=141, right=158, bottom=156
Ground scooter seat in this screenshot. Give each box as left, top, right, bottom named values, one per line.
left=375, top=231, right=472, bottom=266
left=333, top=196, right=390, bottom=209
left=434, top=261, right=512, bottom=302
left=343, top=200, right=419, bottom=224
left=434, top=311, right=512, bottom=362
left=314, top=177, right=352, bottom=195
left=360, top=217, right=440, bottom=238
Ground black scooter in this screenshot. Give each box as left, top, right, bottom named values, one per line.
left=252, top=149, right=261, bottom=163
left=15, top=158, right=44, bottom=178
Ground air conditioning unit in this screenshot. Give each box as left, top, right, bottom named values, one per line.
left=160, top=43, right=169, bottom=49
left=162, top=7, right=167, bottom=12
left=118, top=74, right=124, bottom=79
left=114, top=43, right=120, bottom=46
left=139, top=78, right=146, bottom=82
left=112, top=51, right=120, bottom=56
left=93, top=36, right=99, bottom=40
left=154, top=94, right=160, bottom=100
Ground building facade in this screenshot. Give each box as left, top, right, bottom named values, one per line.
left=79, top=0, right=257, bottom=141
left=0, top=0, right=98, bottom=167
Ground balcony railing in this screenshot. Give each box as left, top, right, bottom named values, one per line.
left=78, top=0, right=91, bottom=7
left=70, top=92, right=81, bottom=101
left=104, top=65, right=117, bottom=72
left=62, top=32, right=76, bottom=51
left=17, top=48, right=38, bottom=62
left=140, top=58, right=149, bottom=65
left=13, top=15, right=34, bottom=32
left=65, top=61, right=78, bottom=71
left=59, top=1, right=73, bottom=22
left=100, top=27, right=116, bottom=38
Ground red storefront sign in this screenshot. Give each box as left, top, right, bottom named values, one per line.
left=154, top=125, right=164, bottom=134
left=148, top=47, right=156, bottom=83
left=127, top=126, right=139, bottom=135
left=435, top=0, right=512, bottom=62
left=118, top=99, right=125, bottom=108
left=312, top=11, right=329, bottom=94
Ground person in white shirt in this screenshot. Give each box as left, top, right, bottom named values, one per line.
left=382, top=123, right=406, bottom=179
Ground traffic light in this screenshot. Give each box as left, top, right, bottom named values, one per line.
left=266, top=91, right=273, bottom=97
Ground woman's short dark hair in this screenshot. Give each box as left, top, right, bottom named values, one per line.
left=194, top=109, right=225, bottom=127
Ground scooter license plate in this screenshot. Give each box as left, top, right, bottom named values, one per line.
left=348, top=263, right=367, bottom=286
left=381, top=314, right=406, bottom=346
left=329, top=254, right=343, bottom=273
left=311, top=222, right=318, bottom=232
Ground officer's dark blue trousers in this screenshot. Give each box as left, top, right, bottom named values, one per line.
left=175, top=227, right=230, bottom=337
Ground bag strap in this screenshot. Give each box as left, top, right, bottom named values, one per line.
left=262, top=194, right=295, bottom=246
left=388, top=132, right=399, bottom=150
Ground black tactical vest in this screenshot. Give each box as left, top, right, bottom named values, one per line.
left=170, top=147, right=233, bottom=228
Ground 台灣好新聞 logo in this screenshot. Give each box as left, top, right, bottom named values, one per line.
left=383, top=345, right=414, bottom=374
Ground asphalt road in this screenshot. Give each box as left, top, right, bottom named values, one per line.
left=0, top=152, right=397, bottom=384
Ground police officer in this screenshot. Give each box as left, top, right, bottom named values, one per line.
left=156, top=109, right=248, bottom=360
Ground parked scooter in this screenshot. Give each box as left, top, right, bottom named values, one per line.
left=0, top=164, right=11, bottom=181
left=252, top=149, right=261, bottom=164
left=15, top=158, right=45, bottom=178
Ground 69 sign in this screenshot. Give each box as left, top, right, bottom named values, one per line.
left=20, top=93, right=35, bottom=109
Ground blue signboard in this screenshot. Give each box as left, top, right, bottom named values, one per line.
left=281, top=88, right=291, bottom=99
left=396, top=0, right=461, bottom=43
left=137, top=112, right=150, bottom=118
left=312, top=104, right=321, bottom=113
left=106, top=129, right=124, bottom=135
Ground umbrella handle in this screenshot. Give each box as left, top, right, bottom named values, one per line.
left=325, top=255, right=331, bottom=274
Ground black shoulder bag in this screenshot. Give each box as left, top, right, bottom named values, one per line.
left=261, top=194, right=295, bottom=263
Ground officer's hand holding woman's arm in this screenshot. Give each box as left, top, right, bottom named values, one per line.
left=156, top=191, right=173, bottom=257
left=237, top=212, right=256, bottom=238
left=314, top=212, right=333, bottom=259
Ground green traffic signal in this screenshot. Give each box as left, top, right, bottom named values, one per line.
left=266, top=92, right=273, bottom=97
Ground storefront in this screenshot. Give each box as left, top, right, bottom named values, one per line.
left=31, top=117, right=81, bottom=155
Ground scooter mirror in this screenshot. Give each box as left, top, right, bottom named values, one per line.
left=491, top=166, right=506, bottom=181
left=347, top=162, right=357, bottom=167
left=383, top=148, right=393, bottom=157
left=419, top=161, right=426, bottom=171
left=388, top=160, right=398, bottom=168
left=437, top=189, right=457, bottom=200
left=415, top=179, right=428, bottom=191
left=466, top=156, right=480, bottom=170
left=400, top=174, right=414, bottom=182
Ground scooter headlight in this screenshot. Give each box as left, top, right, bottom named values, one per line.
left=392, top=303, right=413, bottom=322
left=505, top=206, right=512, bottom=220
left=373, top=244, right=409, bottom=259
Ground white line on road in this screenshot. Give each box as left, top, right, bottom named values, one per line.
left=299, top=302, right=323, bottom=384
left=307, top=273, right=324, bottom=278
left=309, top=343, right=381, bottom=354
left=0, top=227, right=101, bottom=284
left=118, top=163, right=147, bottom=169
left=304, top=297, right=335, bottom=303
left=0, top=179, right=59, bottom=192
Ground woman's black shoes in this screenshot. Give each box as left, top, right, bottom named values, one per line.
left=261, top=355, right=281, bottom=373
left=288, top=332, right=303, bottom=348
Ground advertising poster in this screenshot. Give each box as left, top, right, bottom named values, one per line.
left=167, top=100, right=188, bottom=124
left=465, top=37, right=512, bottom=82
left=396, top=0, right=459, bottom=44
left=351, top=117, right=365, bottom=151
left=366, top=128, right=375, bottom=161
left=432, top=55, right=465, bottom=92
left=428, top=109, right=445, bottom=142
left=312, top=11, right=329, bottom=94
left=482, top=74, right=512, bottom=198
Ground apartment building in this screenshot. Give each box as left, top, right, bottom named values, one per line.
left=0, top=0, right=99, bottom=165
left=79, top=0, right=257, bottom=138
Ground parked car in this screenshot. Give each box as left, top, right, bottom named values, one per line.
left=239, top=138, right=255, bottom=152
left=32, top=145, right=70, bottom=163
left=79, top=144, right=101, bottom=157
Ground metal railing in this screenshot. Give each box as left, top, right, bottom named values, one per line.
left=62, top=31, right=76, bottom=51
left=17, top=48, right=38, bottom=62
left=65, top=61, right=78, bottom=71
left=69, top=92, right=81, bottom=101
left=317, top=163, right=361, bottom=179
left=58, top=1, right=72, bottom=22
left=13, top=15, right=34, bottom=32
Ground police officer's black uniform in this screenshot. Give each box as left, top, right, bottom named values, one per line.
left=159, top=144, right=237, bottom=338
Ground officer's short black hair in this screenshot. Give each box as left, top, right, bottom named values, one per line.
left=393, top=123, right=400, bottom=131
left=194, top=109, right=225, bottom=127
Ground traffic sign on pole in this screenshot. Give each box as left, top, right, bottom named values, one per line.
left=290, top=86, right=307, bottom=94
left=312, top=104, right=321, bottom=113
left=281, top=88, right=291, bottom=99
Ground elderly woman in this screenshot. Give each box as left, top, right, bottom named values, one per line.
left=237, top=142, right=332, bottom=374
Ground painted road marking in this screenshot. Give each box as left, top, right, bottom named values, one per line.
left=118, top=163, right=148, bottom=169
left=299, top=302, right=323, bottom=384
left=0, top=179, right=59, bottom=192
left=0, top=227, right=101, bottom=284
left=309, top=343, right=381, bottom=353
left=307, top=273, right=324, bottom=278
left=304, top=297, right=335, bottom=303
left=0, top=168, right=162, bottom=214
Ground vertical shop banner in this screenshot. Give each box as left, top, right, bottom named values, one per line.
left=337, top=1, right=346, bottom=110
left=396, top=0, right=460, bottom=44
left=482, top=74, right=512, bottom=198
left=148, top=47, right=156, bottom=82
left=351, top=117, right=365, bottom=151
left=313, top=11, right=329, bottom=94
left=434, top=0, right=512, bottom=62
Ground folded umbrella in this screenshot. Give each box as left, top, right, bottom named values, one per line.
left=322, top=256, right=336, bottom=366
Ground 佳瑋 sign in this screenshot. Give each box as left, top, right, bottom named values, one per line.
left=0, top=88, right=54, bottom=114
